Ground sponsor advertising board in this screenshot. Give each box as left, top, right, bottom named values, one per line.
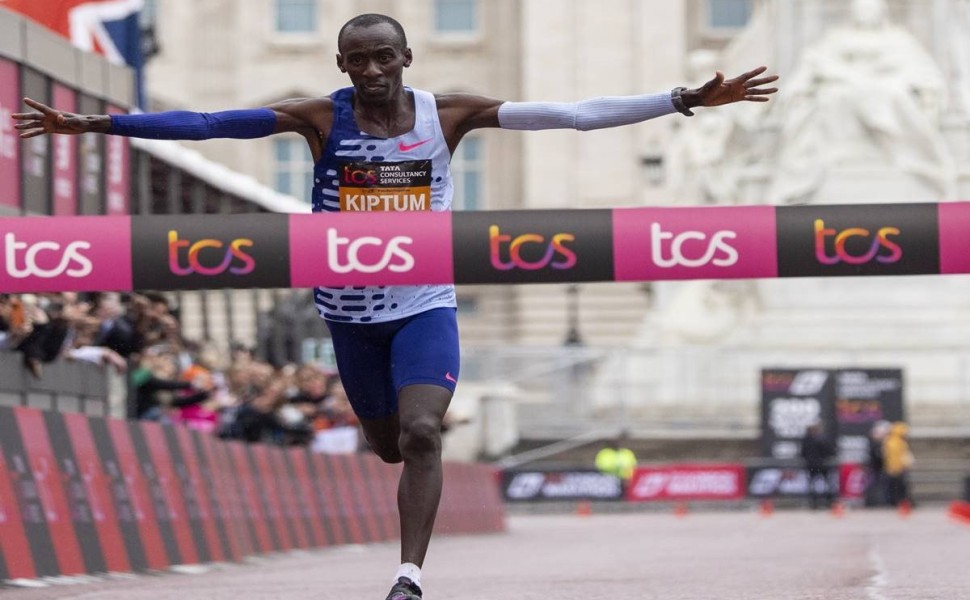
left=501, top=470, right=624, bottom=502
left=626, top=465, right=746, bottom=502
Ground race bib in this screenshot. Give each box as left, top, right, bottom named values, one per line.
left=339, top=160, right=432, bottom=211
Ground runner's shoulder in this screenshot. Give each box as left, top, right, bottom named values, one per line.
left=269, top=95, right=334, bottom=116
left=267, top=96, right=334, bottom=133
left=434, top=92, right=504, bottom=111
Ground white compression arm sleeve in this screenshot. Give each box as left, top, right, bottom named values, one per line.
left=497, top=92, right=677, bottom=131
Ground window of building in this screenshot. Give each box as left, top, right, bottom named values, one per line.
left=434, top=0, right=478, bottom=34
left=273, top=137, right=314, bottom=201
left=707, top=0, right=752, bottom=29
left=451, top=136, right=483, bottom=211
left=275, top=0, right=317, bottom=33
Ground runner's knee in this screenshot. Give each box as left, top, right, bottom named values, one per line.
left=399, top=417, right=442, bottom=458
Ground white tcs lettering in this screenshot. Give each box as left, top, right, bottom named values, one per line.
left=326, top=228, right=415, bottom=274
left=4, top=232, right=93, bottom=278
left=650, top=223, right=739, bottom=268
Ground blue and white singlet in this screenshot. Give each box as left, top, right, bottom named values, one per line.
left=311, top=87, right=457, bottom=323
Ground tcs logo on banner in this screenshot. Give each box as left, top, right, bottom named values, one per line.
left=488, top=225, right=577, bottom=271
left=3, top=232, right=93, bottom=278
left=814, top=219, right=902, bottom=265
left=326, top=228, right=415, bottom=274
left=167, top=230, right=255, bottom=276
left=650, top=223, right=738, bottom=268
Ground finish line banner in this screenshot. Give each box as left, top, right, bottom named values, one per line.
left=0, top=201, right=965, bottom=292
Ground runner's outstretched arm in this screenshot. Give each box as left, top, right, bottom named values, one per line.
left=439, top=66, right=778, bottom=141
left=12, top=96, right=328, bottom=141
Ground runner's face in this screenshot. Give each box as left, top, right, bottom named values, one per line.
left=337, top=23, right=411, bottom=105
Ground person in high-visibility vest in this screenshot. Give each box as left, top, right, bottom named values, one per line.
left=596, top=432, right=638, bottom=485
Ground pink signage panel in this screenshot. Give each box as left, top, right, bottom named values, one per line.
left=613, top=206, right=778, bottom=281
left=938, top=202, right=970, bottom=274
left=105, top=106, right=130, bottom=215
left=52, top=84, right=78, bottom=216
left=289, top=211, right=455, bottom=287
left=0, top=216, right=132, bottom=292
left=0, top=58, right=21, bottom=210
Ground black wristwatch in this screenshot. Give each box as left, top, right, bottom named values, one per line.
left=671, top=87, right=695, bottom=117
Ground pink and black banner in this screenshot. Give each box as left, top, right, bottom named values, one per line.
left=0, top=406, right=505, bottom=580
left=0, top=201, right=966, bottom=292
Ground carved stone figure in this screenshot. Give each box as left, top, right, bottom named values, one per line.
left=768, top=0, right=954, bottom=204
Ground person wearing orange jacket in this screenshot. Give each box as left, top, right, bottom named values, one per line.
left=882, top=422, right=915, bottom=507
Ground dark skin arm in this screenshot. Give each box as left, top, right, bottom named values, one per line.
left=12, top=95, right=338, bottom=161
left=13, top=66, right=776, bottom=157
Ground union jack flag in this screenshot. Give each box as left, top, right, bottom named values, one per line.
left=1, top=0, right=146, bottom=107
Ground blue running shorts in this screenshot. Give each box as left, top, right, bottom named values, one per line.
left=325, top=307, right=460, bottom=420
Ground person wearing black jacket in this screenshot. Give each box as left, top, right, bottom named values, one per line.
left=801, top=422, right=836, bottom=510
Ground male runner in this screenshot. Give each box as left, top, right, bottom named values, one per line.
left=14, top=13, right=777, bottom=599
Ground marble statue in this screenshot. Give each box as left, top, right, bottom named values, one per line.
left=768, top=0, right=955, bottom=205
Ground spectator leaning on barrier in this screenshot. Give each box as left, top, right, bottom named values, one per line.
left=131, top=346, right=210, bottom=421
left=91, top=292, right=139, bottom=358
left=595, top=431, right=638, bottom=490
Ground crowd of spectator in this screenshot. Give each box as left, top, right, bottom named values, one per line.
left=0, top=292, right=361, bottom=451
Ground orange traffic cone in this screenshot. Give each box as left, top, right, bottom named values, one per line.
left=759, top=499, right=774, bottom=517
left=674, top=502, right=689, bottom=518
left=898, top=499, right=912, bottom=518
left=576, top=500, right=593, bottom=517
left=830, top=501, right=845, bottom=518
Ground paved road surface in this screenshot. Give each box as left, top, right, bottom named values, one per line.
left=4, top=507, right=968, bottom=599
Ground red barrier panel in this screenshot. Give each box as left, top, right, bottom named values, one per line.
left=0, top=406, right=505, bottom=581
left=42, top=411, right=109, bottom=574
left=140, top=422, right=200, bottom=565
left=308, top=452, right=350, bottom=546
left=267, top=448, right=309, bottom=549
left=287, top=449, right=328, bottom=548
left=86, top=417, right=149, bottom=572
left=62, top=413, right=130, bottom=574
left=126, top=422, right=183, bottom=565
left=362, top=456, right=400, bottom=540
left=173, top=427, right=225, bottom=562
left=227, top=443, right=274, bottom=553
left=200, top=435, right=249, bottom=559
left=341, top=453, right=383, bottom=543
left=106, top=419, right=170, bottom=570
left=249, top=445, right=293, bottom=551
left=318, top=453, right=365, bottom=544
left=14, top=408, right=87, bottom=575
left=0, top=440, right=36, bottom=580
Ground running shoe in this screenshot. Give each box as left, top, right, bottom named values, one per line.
left=385, top=577, right=422, bottom=600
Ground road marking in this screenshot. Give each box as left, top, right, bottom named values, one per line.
left=866, top=543, right=889, bottom=600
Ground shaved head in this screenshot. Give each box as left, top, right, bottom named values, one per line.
left=338, top=13, right=408, bottom=52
